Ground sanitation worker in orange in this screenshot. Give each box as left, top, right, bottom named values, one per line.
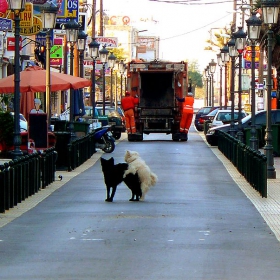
left=121, top=91, right=139, bottom=134
left=176, top=92, right=194, bottom=134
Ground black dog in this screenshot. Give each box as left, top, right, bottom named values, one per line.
left=100, top=157, right=142, bottom=202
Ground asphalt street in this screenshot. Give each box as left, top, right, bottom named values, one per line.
left=0, top=127, right=280, bottom=280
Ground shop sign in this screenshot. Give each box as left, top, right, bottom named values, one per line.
left=96, top=37, right=118, bottom=48
left=9, top=3, right=33, bottom=28
left=7, top=36, right=22, bottom=51
left=50, top=38, right=63, bottom=66
left=0, top=18, right=12, bottom=31
left=20, top=16, right=42, bottom=35
left=56, top=0, right=78, bottom=23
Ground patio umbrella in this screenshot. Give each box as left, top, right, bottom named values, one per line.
left=0, top=65, right=91, bottom=93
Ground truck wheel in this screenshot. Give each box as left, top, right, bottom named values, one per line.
left=128, top=133, right=143, bottom=142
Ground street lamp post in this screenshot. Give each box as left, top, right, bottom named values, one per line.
left=209, top=59, right=217, bottom=107
left=228, top=35, right=238, bottom=136
left=63, top=18, right=79, bottom=140
left=204, top=67, right=209, bottom=106
left=220, top=44, right=230, bottom=109
left=77, top=28, right=87, bottom=121
left=108, top=52, right=116, bottom=107
left=234, top=26, right=247, bottom=142
left=99, top=45, right=109, bottom=115
left=119, top=60, right=125, bottom=98
left=261, top=0, right=280, bottom=179
left=77, top=28, right=87, bottom=78
left=217, top=53, right=223, bottom=109
left=88, top=38, right=100, bottom=118
left=246, top=11, right=262, bottom=150
left=8, top=0, right=26, bottom=159
left=40, top=1, right=59, bottom=131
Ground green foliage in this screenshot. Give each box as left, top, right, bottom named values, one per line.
left=189, top=71, right=203, bottom=88
left=0, top=112, right=14, bottom=148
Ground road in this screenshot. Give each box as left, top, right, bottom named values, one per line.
left=0, top=128, right=280, bottom=280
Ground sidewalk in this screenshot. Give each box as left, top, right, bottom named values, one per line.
left=201, top=133, right=280, bottom=242
left=1, top=132, right=280, bottom=244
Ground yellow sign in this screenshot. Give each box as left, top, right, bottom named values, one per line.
left=9, top=3, right=33, bottom=28
left=20, top=16, right=42, bottom=36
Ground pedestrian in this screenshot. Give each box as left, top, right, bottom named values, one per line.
left=176, top=92, right=194, bottom=134
left=121, top=91, right=139, bottom=134
left=30, top=98, right=44, bottom=113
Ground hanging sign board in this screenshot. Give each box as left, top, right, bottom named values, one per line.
left=50, top=38, right=63, bottom=66
left=19, top=16, right=42, bottom=35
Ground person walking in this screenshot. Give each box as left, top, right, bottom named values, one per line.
left=176, top=92, right=194, bottom=134
left=121, top=91, right=139, bottom=134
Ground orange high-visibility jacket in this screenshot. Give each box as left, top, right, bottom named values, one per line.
left=121, top=96, right=139, bottom=111
left=182, top=96, right=194, bottom=113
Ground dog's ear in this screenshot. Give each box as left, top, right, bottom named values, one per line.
left=109, top=157, right=114, bottom=164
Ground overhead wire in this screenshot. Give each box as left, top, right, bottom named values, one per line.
left=148, top=0, right=234, bottom=5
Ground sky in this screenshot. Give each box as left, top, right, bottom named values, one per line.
left=102, top=0, right=235, bottom=72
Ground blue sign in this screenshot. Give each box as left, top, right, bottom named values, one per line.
left=0, top=19, right=12, bottom=31
left=56, top=0, right=79, bottom=23
left=35, top=30, right=54, bottom=46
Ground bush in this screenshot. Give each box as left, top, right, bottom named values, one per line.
left=0, top=112, right=14, bottom=150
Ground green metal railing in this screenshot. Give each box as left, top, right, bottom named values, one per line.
left=0, top=147, right=57, bottom=213
left=217, top=131, right=267, bottom=198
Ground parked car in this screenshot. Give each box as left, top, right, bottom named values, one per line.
left=206, top=110, right=280, bottom=146
left=210, top=109, right=247, bottom=128
left=194, top=106, right=219, bottom=131
left=10, top=112, right=28, bottom=131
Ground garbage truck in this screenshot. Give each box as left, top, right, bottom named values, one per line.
left=126, top=59, right=189, bottom=141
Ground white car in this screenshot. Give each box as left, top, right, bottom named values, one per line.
left=210, top=109, right=247, bottom=128
left=10, top=112, right=28, bottom=131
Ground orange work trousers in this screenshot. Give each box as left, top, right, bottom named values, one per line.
left=180, top=112, right=193, bottom=133
left=124, top=108, right=136, bottom=133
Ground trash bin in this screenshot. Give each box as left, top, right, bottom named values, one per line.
left=272, top=124, right=280, bottom=156
left=73, top=122, right=90, bottom=137
left=54, top=132, right=71, bottom=170
left=244, top=127, right=263, bottom=148
left=53, top=120, right=68, bottom=132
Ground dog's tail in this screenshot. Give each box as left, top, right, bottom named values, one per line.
left=150, top=172, right=158, bottom=186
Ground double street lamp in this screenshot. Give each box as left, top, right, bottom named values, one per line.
left=246, top=11, right=262, bottom=151
left=233, top=26, right=247, bottom=142
left=99, top=45, right=109, bottom=115
left=261, top=0, right=280, bottom=179
left=8, top=0, right=26, bottom=159
left=88, top=38, right=100, bottom=118
left=40, top=1, right=59, bottom=131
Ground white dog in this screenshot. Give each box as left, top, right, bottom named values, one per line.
left=123, top=150, right=158, bottom=200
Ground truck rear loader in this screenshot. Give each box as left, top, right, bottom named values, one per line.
left=126, top=60, right=189, bottom=141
